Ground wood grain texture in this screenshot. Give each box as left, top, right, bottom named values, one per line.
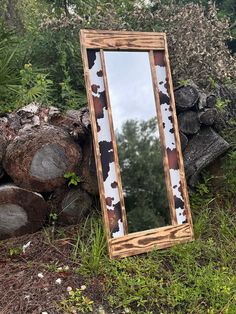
left=163, top=36, right=194, bottom=238
left=110, top=223, right=193, bottom=258
left=80, top=30, right=195, bottom=258
left=100, top=49, right=128, bottom=236
left=80, top=36, right=112, bottom=251
left=80, top=29, right=165, bottom=50
left=149, top=50, right=177, bottom=226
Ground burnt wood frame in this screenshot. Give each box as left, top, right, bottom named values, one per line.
left=80, top=29, right=194, bottom=259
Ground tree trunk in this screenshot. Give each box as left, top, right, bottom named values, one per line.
left=179, top=132, right=188, bottom=151
left=174, top=85, right=199, bottom=111
left=178, top=111, right=201, bottom=135
left=79, top=136, right=98, bottom=195
left=206, top=94, right=217, bottom=108
left=0, top=184, right=47, bottom=240
left=183, top=127, right=230, bottom=185
left=49, top=187, right=93, bottom=225
left=198, top=108, right=217, bottom=126
left=3, top=125, right=82, bottom=192
left=0, top=135, right=7, bottom=180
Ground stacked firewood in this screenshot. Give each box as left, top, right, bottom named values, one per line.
left=0, top=83, right=234, bottom=240
left=175, top=83, right=232, bottom=186
left=0, top=104, right=98, bottom=240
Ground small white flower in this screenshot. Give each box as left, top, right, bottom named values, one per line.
left=67, top=286, right=73, bottom=292
left=64, top=265, right=69, bottom=271
left=57, top=267, right=63, bottom=271
left=38, top=272, right=44, bottom=278
left=41, top=312, right=48, bottom=314
left=80, top=285, right=86, bottom=290
left=22, top=241, right=31, bottom=253
left=55, top=278, right=62, bottom=284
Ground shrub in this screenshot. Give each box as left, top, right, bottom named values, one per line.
left=151, top=1, right=236, bottom=87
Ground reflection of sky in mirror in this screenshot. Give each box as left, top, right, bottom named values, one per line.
left=104, top=51, right=158, bottom=135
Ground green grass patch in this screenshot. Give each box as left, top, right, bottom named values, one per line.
left=65, top=148, right=236, bottom=314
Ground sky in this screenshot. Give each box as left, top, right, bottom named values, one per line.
left=104, top=51, right=159, bottom=137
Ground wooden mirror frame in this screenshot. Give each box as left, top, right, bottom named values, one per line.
left=80, top=30, right=194, bottom=259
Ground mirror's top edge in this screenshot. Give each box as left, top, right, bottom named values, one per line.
left=80, top=29, right=166, bottom=50
left=80, top=29, right=166, bottom=36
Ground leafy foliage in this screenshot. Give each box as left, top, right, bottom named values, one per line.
left=60, top=287, right=94, bottom=313
left=151, top=1, right=236, bottom=87
left=0, top=0, right=235, bottom=110
left=17, top=63, right=53, bottom=105
left=64, top=171, right=81, bottom=186
left=116, top=118, right=170, bottom=232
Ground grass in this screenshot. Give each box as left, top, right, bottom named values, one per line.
left=0, top=149, right=235, bottom=313
left=59, top=148, right=236, bottom=314
left=57, top=199, right=235, bottom=313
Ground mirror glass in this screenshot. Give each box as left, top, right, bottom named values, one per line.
left=104, top=51, right=171, bottom=233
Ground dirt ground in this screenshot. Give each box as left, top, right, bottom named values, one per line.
left=0, top=226, right=106, bottom=314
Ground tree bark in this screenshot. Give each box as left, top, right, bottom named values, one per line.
left=49, top=187, right=93, bottom=225
left=198, top=108, right=217, bottom=126
left=178, top=111, right=201, bottom=135
left=3, top=125, right=82, bottom=192
left=0, top=135, right=7, bottom=180
left=79, top=136, right=98, bottom=195
left=0, top=184, right=47, bottom=240
left=174, top=85, right=199, bottom=111
left=179, top=131, right=188, bottom=151
left=183, top=127, right=230, bottom=185
left=206, top=94, right=217, bottom=108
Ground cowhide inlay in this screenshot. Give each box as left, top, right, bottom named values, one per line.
left=87, top=50, right=125, bottom=237
left=154, top=51, right=187, bottom=224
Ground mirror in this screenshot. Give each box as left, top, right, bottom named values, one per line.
left=80, top=29, right=194, bottom=259
left=104, top=51, right=170, bottom=233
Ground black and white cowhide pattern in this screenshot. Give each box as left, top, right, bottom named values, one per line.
left=154, top=51, right=187, bottom=224
left=87, top=50, right=125, bottom=237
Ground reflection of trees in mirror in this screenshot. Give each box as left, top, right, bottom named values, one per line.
left=116, top=117, right=171, bottom=233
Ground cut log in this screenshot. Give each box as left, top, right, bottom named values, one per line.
left=179, top=132, right=188, bottom=151
left=50, top=114, right=88, bottom=144
left=178, top=111, right=201, bottom=135
left=0, top=184, right=47, bottom=240
left=198, top=108, right=217, bottom=126
left=0, top=135, right=7, bottom=180
left=0, top=135, right=7, bottom=164
left=183, top=127, right=230, bottom=185
left=49, top=187, right=92, bottom=225
left=197, top=92, right=207, bottom=110
left=66, top=107, right=91, bottom=129
left=17, top=103, right=61, bottom=129
left=3, top=125, right=82, bottom=192
left=0, top=115, right=20, bottom=141
left=79, top=136, right=98, bottom=195
left=206, top=94, right=217, bottom=108
left=174, top=85, right=199, bottom=111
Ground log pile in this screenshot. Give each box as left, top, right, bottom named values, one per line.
left=0, top=81, right=234, bottom=239
left=174, top=83, right=231, bottom=186
left=0, top=103, right=98, bottom=239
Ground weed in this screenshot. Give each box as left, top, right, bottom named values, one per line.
left=60, top=287, right=94, bottom=313
left=178, top=79, right=190, bottom=86
left=9, top=246, right=23, bottom=256
left=64, top=172, right=81, bottom=187
left=17, top=63, right=53, bottom=105
left=72, top=217, right=106, bottom=275
left=209, top=76, right=217, bottom=89
left=216, top=98, right=230, bottom=111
